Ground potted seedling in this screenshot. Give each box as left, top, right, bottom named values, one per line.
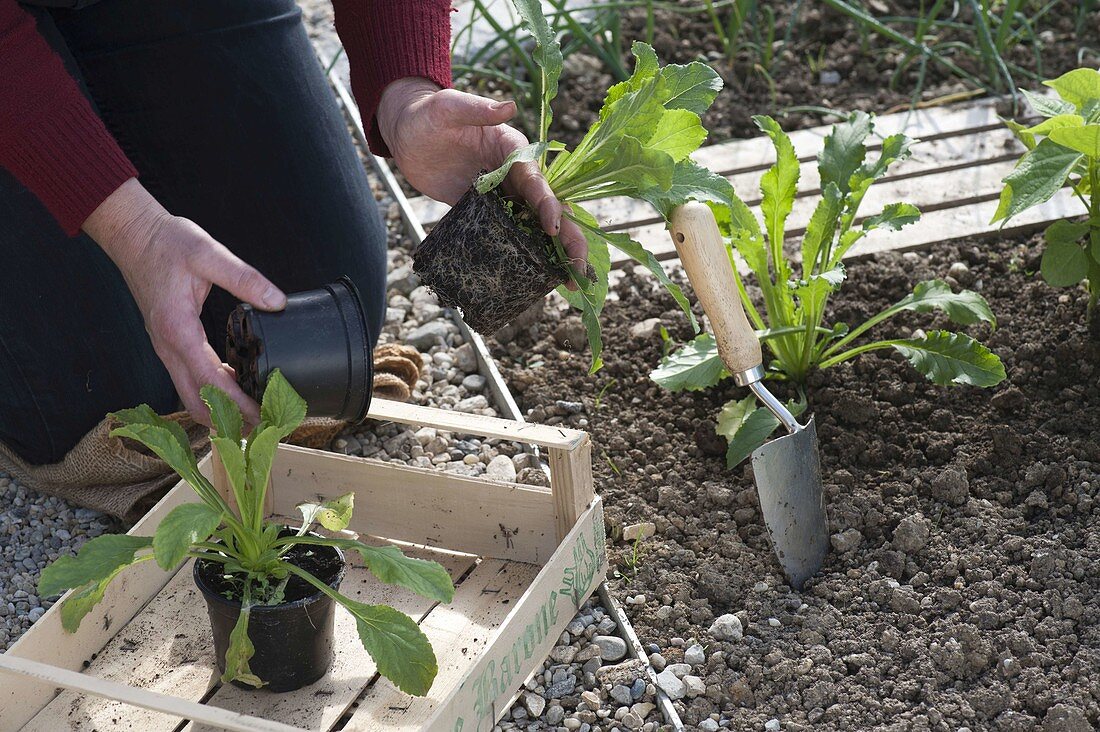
left=652, top=112, right=1006, bottom=465
left=994, top=67, right=1100, bottom=333
left=39, top=370, right=453, bottom=694
left=414, top=0, right=734, bottom=372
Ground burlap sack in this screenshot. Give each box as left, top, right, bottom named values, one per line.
left=0, top=344, right=424, bottom=523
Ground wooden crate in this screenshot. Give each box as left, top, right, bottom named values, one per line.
left=404, top=95, right=1080, bottom=268
left=0, top=400, right=606, bottom=732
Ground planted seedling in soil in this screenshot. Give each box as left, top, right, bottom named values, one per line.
left=39, top=371, right=454, bottom=695
left=994, top=67, right=1100, bottom=331
left=414, top=0, right=734, bottom=372
left=652, top=112, right=1006, bottom=466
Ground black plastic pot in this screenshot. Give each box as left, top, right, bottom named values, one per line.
left=413, top=185, right=569, bottom=333
left=194, top=541, right=347, bottom=692
left=226, top=276, right=372, bottom=421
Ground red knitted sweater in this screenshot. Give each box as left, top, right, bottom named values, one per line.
left=0, top=1, right=452, bottom=236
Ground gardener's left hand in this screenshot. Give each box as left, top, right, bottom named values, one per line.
left=377, top=78, right=588, bottom=270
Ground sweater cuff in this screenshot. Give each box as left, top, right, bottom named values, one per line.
left=6, top=96, right=137, bottom=235
left=334, top=1, right=453, bottom=158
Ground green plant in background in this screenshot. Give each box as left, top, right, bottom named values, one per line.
left=994, top=68, right=1100, bottom=318
left=477, top=0, right=734, bottom=372
left=39, top=371, right=454, bottom=695
left=652, top=112, right=1005, bottom=466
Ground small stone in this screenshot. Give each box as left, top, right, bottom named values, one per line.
left=546, top=675, right=576, bottom=698
left=819, top=70, right=841, bottom=85
left=892, top=513, right=931, bottom=553
left=631, top=677, right=646, bottom=699
left=622, top=522, right=656, bottom=543
left=454, top=343, right=478, bottom=372
left=630, top=318, right=662, bottom=339
left=709, top=613, right=743, bottom=641
left=631, top=702, right=656, bottom=718
left=580, top=690, right=601, bottom=708
left=386, top=264, right=419, bottom=295
left=830, top=528, right=862, bottom=553
left=405, top=321, right=449, bottom=351
left=521, top=690, right=545, bottom=718
left=699, top=720, right=720, bottom=732
left=594, top=635, right=627, bottom=662
left=765, top=719, right=781, bottom=732
left=948, top=261, right=972, bottom=284
left=655, top=668, right=686, bottom=700
left=666, top=663, right=691, bottom=678
left=682, top=675, right=705, bottom=697
left=461, top=374, right=486, bottom=392
left=550, top=644, right=578, bottom=664
left=455, top=395, right=489, bottom=413
left=545, top=705, right=565, bottom=724
left=486, top=454, right=518, bottom=482
left=684, top=643, right=705, bottom=666
left=563, top=719, right=582, bottom=731
left=610, top=684, right=633, bottom=706
left=622, top=712, right=644, bottom=730
left=648, top=652, right=666, bottom=671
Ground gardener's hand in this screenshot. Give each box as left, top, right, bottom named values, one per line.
left=377, top=78, right=588, bottom=270
left=82, top=178, right=285, bottom=428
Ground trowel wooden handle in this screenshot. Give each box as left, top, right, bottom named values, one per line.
left=669, top=202, right=762, bottom=378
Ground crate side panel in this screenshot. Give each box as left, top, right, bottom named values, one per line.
left=427, top=498, right=608, bottom=731
left=23, top=562, right=215, bottom=732
left=185, top=548, right=475, bottom=732
left=268, top=446, right=559, bottom=565
left=341, top=559, right=540, bottom=731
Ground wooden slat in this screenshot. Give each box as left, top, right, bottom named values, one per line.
left=405, top=96, right=1019, bottom=229
left=341, top=559, right=541, bottom=731
left=0, top=655, right=301, bottom=732
left=425, top=498, right=608, bottom=730
left=267, top=445, right=560, bottom=565
left=185, top=550, right=475, bottom=732
left=616, top=158, right=1022, bottom=265
left=24, top=564, right=216, bottom=732
left=549, top=439, right=595, bottom=541
left=367, top=398, right=586, bottom=451
left=0, top=464, right=212, bottom=731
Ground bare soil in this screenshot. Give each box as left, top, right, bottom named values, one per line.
left=489, top=233, right=1100, bottom=730
left=458, top=0, right=1100, bottom=148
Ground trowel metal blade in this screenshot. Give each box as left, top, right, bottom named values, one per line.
left=750, top=417, right=828, bottom=589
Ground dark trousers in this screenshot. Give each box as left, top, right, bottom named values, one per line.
left=1, top=0, right=387, bottom=464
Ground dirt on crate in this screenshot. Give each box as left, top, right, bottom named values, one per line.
left=489, top=235, right=1100, bottom=730
left=457, top=0, right=1099, bottom=150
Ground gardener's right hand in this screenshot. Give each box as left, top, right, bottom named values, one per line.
left=82, top=178, right=285, bottom=428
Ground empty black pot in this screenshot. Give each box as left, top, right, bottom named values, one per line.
left=227, top=276, right=372, bottom=421
left=194, top=541, right=347, bottom=692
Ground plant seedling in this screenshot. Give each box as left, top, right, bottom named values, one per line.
left=468, top=0, right=735, bottom=373
left=652, top=112, right=1005, bottom=466
left=39, top=371, right=454, bottom=695
left=994, top=68, right=1100, bottom=320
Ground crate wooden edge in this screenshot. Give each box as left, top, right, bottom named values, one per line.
left=0, top=401, right=599, bottom=732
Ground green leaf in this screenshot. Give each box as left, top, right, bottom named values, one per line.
left=852, top=133, right=914, bottom=189
left=343, top=600, right=437, bottom=696
left=638, top=160, right=736, bottom=220
left=1041, top=220, right=1091, bottom=286
left=259, top=369, right=307, bottom=439
left=559, top=135, right=674, bottom=200
left=992, top=138, right=1083, bottom=222
left=221, top=582, right=264, bottom=688
left=819, top=111, right=872, bottom=195
left=1043, top=68, right=1100, bottom=110
left=862, top=203, right=922, bottom=231
left=1048, top=125, right=1100, bottom=158
left=200, top=385, right=242, bottom=444
left=657, top=60, right=723, bottom=115
left=892, top=331, right=1006, bottom=387
left=754, top=116, right=801, bottom=250
left=245, top=425, right=282, bottom=496
left=59, top=565, right=133, bottom=634
left=881, top=279, right=996, bottom=327
left=1003, top=118, right=1037, bottom=150
left=715, top=395, right=756, bottom=441
left=350, top=543, right=454, bottom=603
left=559, top=207, right=612, bottom=373
left=646, top=109, right=706, bottom=162
left=719, top=398, right=807, bottom=468
left=600, top=41, right=659, bottom=116
left=1021, top=88, right=1076, bottom=118
left=650, top=333, right=727, bottom=391
left=39, top=534, right=153, bottom=598
left=1023, top=114, right=1085, bottom=136
left=109, top=405, right=198, bottom=480
left=511, top=0, right=563, bottom=142
left=475, top=142, right=549, bottom=194
left=152, top=503, right=222, bottom=571
left=210, top=436, right=248, bottom=506
left=297, top=491, right=355, bottom=533
left=731, top=229, right=769, bottom=283
left=801, top=182, right=843, bottom=273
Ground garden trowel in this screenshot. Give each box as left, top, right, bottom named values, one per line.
left=669, top=202, right=828, bottom=589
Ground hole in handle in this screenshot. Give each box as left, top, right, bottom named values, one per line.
left=674, top=232, right=685, bottom=243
